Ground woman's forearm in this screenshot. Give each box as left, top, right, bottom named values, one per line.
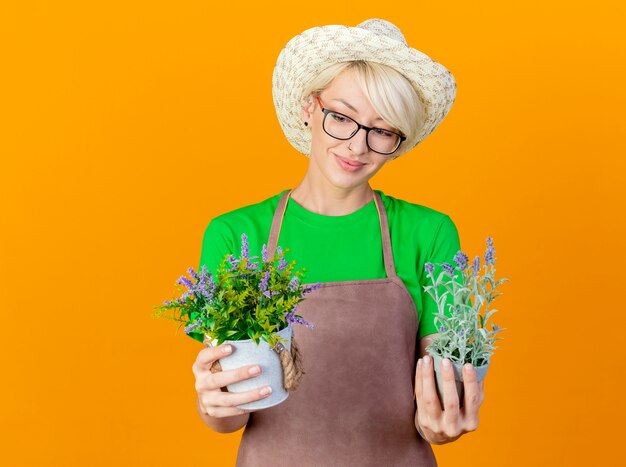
left=196, top=396, right=250, bottom=433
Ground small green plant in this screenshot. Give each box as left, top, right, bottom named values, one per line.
left=423, top=237, right=509, bottom=367
left=153, top=233, right=318, bottom=348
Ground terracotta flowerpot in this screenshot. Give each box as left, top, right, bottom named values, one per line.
left=428, top=351, right=489, bottom=409
left=207, top=323, right=293, bottom=410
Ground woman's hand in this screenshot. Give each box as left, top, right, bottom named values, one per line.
left=192, top=343, right=273, bottom=419
left=414, top=354, right=485, bottom=445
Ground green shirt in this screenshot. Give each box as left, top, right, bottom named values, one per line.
left=196, top=188, right=461, bottom=343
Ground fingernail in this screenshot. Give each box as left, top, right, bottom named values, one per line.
left=443, top=358, right=451, bottom=369
left=249, top=366, right=261, bottom=375
left=222, top=345, right=232, bottom=354
left=260, top=386, right=272, bottom=396
left=464, top=363, right=473, bottom=371
left=423, top=355, right=430, bottom=366
left=417, top=358, right=422, bottom=368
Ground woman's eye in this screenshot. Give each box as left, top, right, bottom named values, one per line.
left=374, top=128, right=394, bottom=138
left=331, top=113, right=348, bottom=123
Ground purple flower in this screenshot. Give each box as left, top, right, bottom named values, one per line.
left=453, top=251, right=469, bottom=270
left=439, top=325, right=447, bottom=333
left=176, top=275, right=194, bottom=291
left=241, top=233, right=249, bottom=259
left=263, top=290, right=278, bottom=299
left=291, top=314, right=314, bottom=328
left=484, top=237, right=496, bottom=266
left=472, top=256, right=480, bottom=276
left=163, top=299, right=172, bottom=306
left=259, top=270, right=271, bottom=292
left=493, top=324, right=500, bottom=332
left=441, top=262, right=455, bottom=278
left=199, top=275, right=214, bottom=301
left=276, top=247, right=288, bottom=271
left=228, top=255, right=239, bottom=269
left=278, top=256, right=288, bottom=271
left=177, top=292, right=190, bottom=304
left=286, top=305, right=314, bottom=328
left=184, top=318, right=202, bottom=334
left=288, top=276, right=299, bottom=292
left=425, top=262, right=434, bottom=275
left=247, top=261, right=258, bottom=270
left=193, top=268, right=215, bottom=302
left=303, top=282, right=322, bottom=294
left=187, top=267, right=199, bottom=281
left=261, top=244, right=268, bottom=262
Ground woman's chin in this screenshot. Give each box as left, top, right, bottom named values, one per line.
left=326, top=171, right=370, bottom=190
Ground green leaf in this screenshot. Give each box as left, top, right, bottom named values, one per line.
left=495, top=278, right=510, bottom=286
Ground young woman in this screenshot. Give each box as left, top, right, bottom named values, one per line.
left=190, top=18, right=485, bottom=466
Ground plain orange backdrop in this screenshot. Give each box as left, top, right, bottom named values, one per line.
left=1, top=1, right=625, bottom=466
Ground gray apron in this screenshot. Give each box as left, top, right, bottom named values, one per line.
left=235, top=189, right=437, bottom=466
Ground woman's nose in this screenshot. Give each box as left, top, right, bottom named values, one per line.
left=347, top=128, right=369, bottom=154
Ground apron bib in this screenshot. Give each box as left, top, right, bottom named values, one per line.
left=235, top=189, right=437, bottom=467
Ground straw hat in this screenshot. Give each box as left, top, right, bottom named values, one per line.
left=272, top=18, right=457, bottom=158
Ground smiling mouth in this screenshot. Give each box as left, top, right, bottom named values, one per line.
left=334, top=154, right=365, bottom=167
left=334, top=153, right=367, bottom=173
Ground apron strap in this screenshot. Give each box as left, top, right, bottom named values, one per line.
left=372, top=191, right=397, bottom=278
left=266, top=189, right=397, bottom=278
left=267, top=189, right=292, bottom=261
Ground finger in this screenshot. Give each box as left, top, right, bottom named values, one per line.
left=479, top=379, right=485, bottom=405
left=201, top=385, right=273, bottom=417
left=198, top=396, right=248, bottom=418
left=200, top=364, right=263, bottom=392
left=460, top=363, right=481, bottom=432
left=414, top=358, right=428, bottom=432
left=439, top=358, right=460, bottom=425
left=202, top=405, right=249, bottom=418
left=420, top=355, right=443, bottom=420
left=414, top=358, right=423, bottom=401
left=217, top=385, right=274, bottom=409
left=192, top=344, right=232, bottom=374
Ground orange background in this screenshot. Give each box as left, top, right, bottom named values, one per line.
left=1, top=1, right=624, bottom=465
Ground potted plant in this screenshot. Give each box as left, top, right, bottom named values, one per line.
left=152, top=233, right=318, bottom=410
left=422, top=236, right=509, bottom=409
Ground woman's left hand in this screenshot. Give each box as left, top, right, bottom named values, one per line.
left=414, top=354, right=485, bottom=445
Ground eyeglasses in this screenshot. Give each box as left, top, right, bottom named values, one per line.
left=314, top=94, right=406, bottom=155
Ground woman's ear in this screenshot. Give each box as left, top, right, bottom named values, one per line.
left=300, top=95, right=315, bottom=124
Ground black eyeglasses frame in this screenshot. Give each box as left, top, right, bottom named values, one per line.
left=314, top=94, right=407, bottom=156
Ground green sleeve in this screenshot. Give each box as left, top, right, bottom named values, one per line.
left=186, top=217, right=236, bottom=344
left=197, top=216, right=236, bottom=277
left=417, top=215, right=463, bottom=340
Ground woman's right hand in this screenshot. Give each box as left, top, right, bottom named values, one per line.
left=192, top=343, right=273, bottom=418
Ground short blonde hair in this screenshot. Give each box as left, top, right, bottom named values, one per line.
left=300, top=60, right=425, bottom=159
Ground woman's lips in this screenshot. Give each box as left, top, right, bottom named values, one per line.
left=334, top=153, right=365, bottom=172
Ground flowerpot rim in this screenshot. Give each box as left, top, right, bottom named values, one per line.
left=206, top=322, right=293, bottom=346
left=428, top=350, right=491, bottom=369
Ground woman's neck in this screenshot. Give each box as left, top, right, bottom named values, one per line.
left=289, top=177, right=374, bottom=216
